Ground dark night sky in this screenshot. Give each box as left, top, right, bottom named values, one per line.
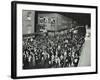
left=37, top=11, right=91, bottom=27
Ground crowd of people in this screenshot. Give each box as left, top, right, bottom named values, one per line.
left=23, top=27, right=86, bottom=69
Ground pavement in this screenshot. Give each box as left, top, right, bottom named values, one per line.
left=78, top=37, right=91, bottom=67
